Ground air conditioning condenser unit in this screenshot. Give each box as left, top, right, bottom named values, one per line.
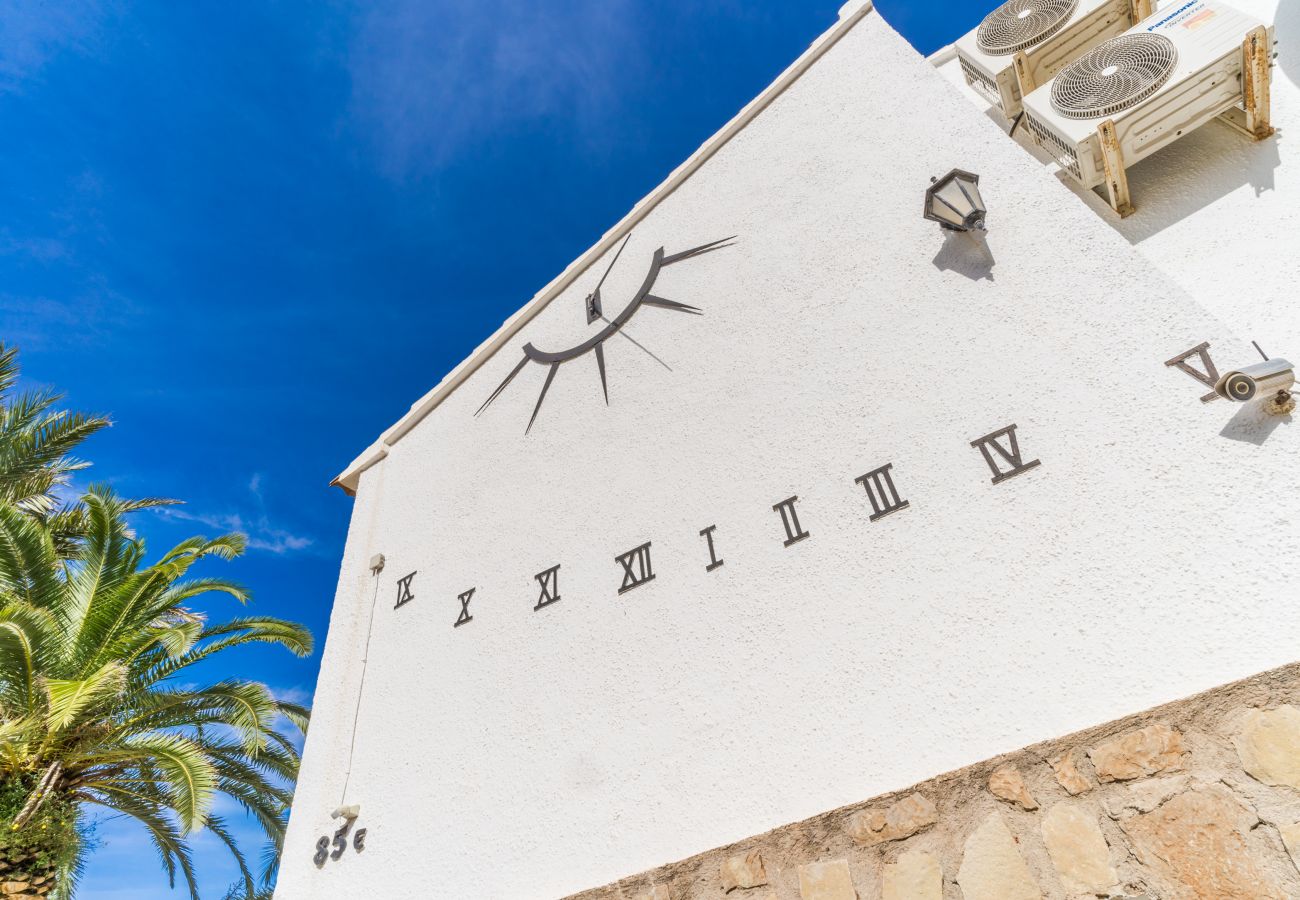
left=955, top=0, right=1154, bottom=120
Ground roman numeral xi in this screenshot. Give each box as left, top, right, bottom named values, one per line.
left=534, top=564, right=560, bottom=611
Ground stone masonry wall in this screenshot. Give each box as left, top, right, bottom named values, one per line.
left=567, top=662, right=1300, bottom=900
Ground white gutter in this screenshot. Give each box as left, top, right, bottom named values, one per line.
left=333, top=0, right=877, bottom=495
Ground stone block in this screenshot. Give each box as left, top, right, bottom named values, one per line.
left=1103, top=775, right=1189, bottom=819
left=1119, top=783, right=1283, bottom=899
left=1233, top=705, right=1300, bottom=790
left=797, top=859, right=857, bottom=900
left=631, top=887, right=672, bottom=900
left=721, top=850, right=767, bottom=892
left=955, top=812, right=1042, bottom=900
left=988, top=764, right=1037, bottom=810
left=1040, top=802, right=1117, bottom=894
left=882, top=850, right=941, bottom=900
left=846, top=793, right=937, bottom=846
left=1089, top=724, right=1185, bottom=782
left=1049, top=751, right=1092, bottom=795
left=1278, top=821, right=1300, bottom=872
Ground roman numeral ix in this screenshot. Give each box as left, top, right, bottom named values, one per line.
left=615, top=542, right=655, bottom=595
left=394, top=572, right=416, bottom=609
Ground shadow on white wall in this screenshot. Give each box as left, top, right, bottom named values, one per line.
left=997, top=110, right=1282, bottom=245
left=1085, top=121, right=1283, bottom=244
left=1219, top=401, right=1293, bottom=445
left=1277, top=0, right=1298, bottom=85
left=931, top=230, right=996, bottom=281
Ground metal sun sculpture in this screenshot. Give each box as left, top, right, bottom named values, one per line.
left=475, top=233, right=736, bottom=433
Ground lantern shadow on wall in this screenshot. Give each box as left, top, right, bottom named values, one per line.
left=931, top=229, right=996, bottom=281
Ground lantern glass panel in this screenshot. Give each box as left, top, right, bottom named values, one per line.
left=934, top=178, right=971, bottom=214
left=960, top=178, right=986, bottom=220
left=927, top=196, right=965, bottom=228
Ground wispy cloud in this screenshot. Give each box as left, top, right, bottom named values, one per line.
left=159, top=506, right=315, bottom=555
left=270, top=684, right=313, bottom=706
left=345, top=0, right=639, bottom=177
left=0, top=280, right=139, bottom=351
left=155, top=471, right=316, bottom=555
left=0, top=231, right=68, bottom=262
left=0, top=0, right=112, bottom=93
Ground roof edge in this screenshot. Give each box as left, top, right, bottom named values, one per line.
left=333, top=0, right=877, bottom=495
left=927, top=43, right=957, bottom=66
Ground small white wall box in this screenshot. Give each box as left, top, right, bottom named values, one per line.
left=955, top=0, right=1151, bottom=120
left=1021, top=0, right=1274, bottom=215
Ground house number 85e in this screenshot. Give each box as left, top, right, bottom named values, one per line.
left=313, top=820, right=367, bottom=867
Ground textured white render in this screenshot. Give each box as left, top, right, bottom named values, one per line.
left=278, top=7, right=1297, bottom=900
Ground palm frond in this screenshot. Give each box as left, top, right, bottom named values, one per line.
left=42, top=661, right=126, bottom=729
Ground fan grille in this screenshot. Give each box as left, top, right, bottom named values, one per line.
left=977, top=0, right=1080, bottom=56
left=1050, top=33, right=1179, bottom=119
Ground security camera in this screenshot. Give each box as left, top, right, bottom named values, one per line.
left=1214, top=358, right=1294, bottom=403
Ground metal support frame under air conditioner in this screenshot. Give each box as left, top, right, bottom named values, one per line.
left=1129, top=0, right=1153, bottom=25
left=1217, top=26, right=1276, bottom=141
left=1093, top=26, right=1274, bottom=219
left=1096, top=118, right=1134, bottom=218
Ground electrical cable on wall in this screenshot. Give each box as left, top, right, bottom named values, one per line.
left=339, top=557, right=384, bottom=806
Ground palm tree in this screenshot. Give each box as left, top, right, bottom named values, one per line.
left=0, top=343, right=175, bottom=558
left=0, top=487, right=312, bottom=899
left=0, top=344, right=109, bottom=515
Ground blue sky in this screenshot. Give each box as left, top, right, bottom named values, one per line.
left=0, top=1, right=996, bottom=896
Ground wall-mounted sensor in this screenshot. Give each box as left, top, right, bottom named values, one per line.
left=1214, top=358, right=1295, bottom=414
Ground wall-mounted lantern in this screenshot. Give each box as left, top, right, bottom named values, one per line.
left=924, top=169, right=987, bottom=232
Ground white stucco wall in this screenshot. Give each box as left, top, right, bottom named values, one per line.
left=278, top=7, right=1297, bottom=900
